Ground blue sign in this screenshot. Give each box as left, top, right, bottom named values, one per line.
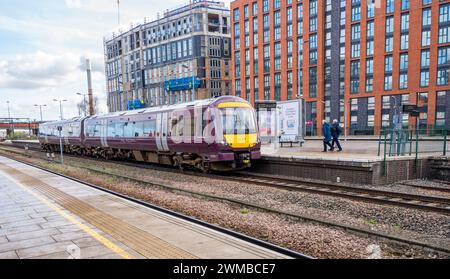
left=127, top=99, right=145, bottom=110
left=164, top=76, right=200, bottom=91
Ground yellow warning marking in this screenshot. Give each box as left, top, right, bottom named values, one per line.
left=0, top=171, right=133, bottom=259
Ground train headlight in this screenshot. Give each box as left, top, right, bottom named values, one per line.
left=220, top=140, right=229, bottom=146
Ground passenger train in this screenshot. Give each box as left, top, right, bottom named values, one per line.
left=38, top=96, right=261, bottom=172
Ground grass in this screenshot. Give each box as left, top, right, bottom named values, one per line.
left=240, top=208, right=250, bottom=215
left=368, top=219, right=378, bottom=225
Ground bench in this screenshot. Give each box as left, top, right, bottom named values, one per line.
left=279, top=135, right=303, bottom=147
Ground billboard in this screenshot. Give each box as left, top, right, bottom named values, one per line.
left=278, top=99, right=305, bottom=143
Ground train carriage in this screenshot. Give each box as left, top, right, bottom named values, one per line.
left=39, top=96, right=261, bottom=172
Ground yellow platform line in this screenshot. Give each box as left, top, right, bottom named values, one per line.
left=0, top=170, right=133, bottom=259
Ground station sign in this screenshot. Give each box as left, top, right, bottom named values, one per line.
left=402, top=104, right=420, bottom=117
left=402, top=104, right=417, bottom=113
left=255, top=101, right=277, bottom=110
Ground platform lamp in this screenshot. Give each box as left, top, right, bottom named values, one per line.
left=53, top=99, right=68, bottom=120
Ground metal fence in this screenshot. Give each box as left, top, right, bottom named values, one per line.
left=377, top=128, right=449, bottom=175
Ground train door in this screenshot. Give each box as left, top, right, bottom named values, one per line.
left=156, top=112, right=169, bottom=152
left=100, top=119, right=108, bottom=147
left=161, top=112, right=169, bottom=151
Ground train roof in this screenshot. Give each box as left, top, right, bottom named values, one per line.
left=40, top=96, right=249, bottom=126
left=40, top=117, right=86, bottom=127
left=86, top=96, right=247, bottom=120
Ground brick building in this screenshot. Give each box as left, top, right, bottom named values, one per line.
left=230, top=0, right=450, bottom=135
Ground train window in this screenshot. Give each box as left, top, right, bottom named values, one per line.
left=134, top=122, right=144, bottom=137
left=107, top=122, right=116, bottom=137
left=115, top=123, right=124, bottom=137
left=94, top=124, right=102, bottom=137
left=143, top=120, right=156, bottom=136
left=87, top=122, right=95, bottom=136
left=171, top=117, right=183, bottom=136
left=123, top=122, right=133, bottom=137
left=220, top=107, right=257, bottom=135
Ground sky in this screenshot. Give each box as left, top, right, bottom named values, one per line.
left=0, top=0, right=230, bottom=122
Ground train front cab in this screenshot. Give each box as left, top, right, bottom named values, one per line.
left=212, top=100, right=261, bottom=171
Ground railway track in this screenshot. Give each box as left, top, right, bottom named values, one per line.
left=1, top=144, right=450, bottom=256
left=399, top=182, right=450, bottom=194
left=223, top=173, right=450, bottom=215
left=0, top=150, right=310, bottom=259
left=3, top=141, right=450, bottom=215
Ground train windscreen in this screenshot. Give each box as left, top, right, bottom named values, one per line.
left=220, top=107, right=257, bottom=135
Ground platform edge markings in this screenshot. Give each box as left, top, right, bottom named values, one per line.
left=100, top=195, right=288, bottom=259
left=0, top=166, right=133, bottom=259
left=0, top=161, right=197, bottom=259
left=0, top=163, right=194, bottom=259
left=0, top=155, right=306, bottom=259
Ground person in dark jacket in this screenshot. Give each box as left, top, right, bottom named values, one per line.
left=331, top=119, right=343, bottom=152
left=322, top=120, right=333, bottom=152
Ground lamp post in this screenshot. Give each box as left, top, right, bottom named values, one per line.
left=6, top=101, right=11, bottom=121
left=34, top=104, right=47, bottom=122
left=77, top=93, right=87, bottom=116
left=53, top=99, right=68, bottom=120
left=182, top=63, right=196, bottom=102
left=340, top=99, right=350, bottom=142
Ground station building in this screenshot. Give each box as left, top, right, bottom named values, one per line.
left=104, top=0, right=231, bottom=112
left=230, top=0, right=450, bottom=135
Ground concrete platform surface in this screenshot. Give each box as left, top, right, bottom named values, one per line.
left=0, top=156, right=289, bottom=259
left=262, top=140, right=448, bottom=162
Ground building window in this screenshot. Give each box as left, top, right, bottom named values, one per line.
left=385, top=55, right=393, bottom=73
left=401, top=0, right=410, bottom=11
left=423, top=8, right=432, bottom=27
left=386, top=0, right=395, bottom=14
left=233, top=8, right=240, bottom=22
left=400, top=53, right=408, bottom=71
left=384, top=75, right=393, bottom=91
left=401, top=14, right=409, bottom=32
left=367, top=1, right=375, bottom=18
left=420, top=71, right=429, bottom=87
left=399, top=74, right=408, bottom=89
left=263, top=0, right=269, bottom=13
left=367, top=40, right=374, bottom=56
left=400, top=34, right=409, bottom=50
left=385, top=37, right=393, bottom=52
left=421, top=50, right=430, bottom=67
left=422, top=30, right=431, bottom=46
left=352, top=6, right=361, bottom=22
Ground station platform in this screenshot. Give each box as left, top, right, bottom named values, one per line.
left=261, top=140, right=447, bottom=162
left=257, top=141, right=449, bottom=185
left=0, top=156, right=289, bottom=259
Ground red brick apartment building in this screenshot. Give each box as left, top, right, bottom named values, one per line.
left=231, top=0, right=450, bottom=135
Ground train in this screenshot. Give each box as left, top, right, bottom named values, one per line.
left=38, top=96, right=261, bottom=172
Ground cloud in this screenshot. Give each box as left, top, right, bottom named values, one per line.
left=65, top=0, right=82, bottom=9
left=78, top=53, right=105, bottom=74
left=0, top=51, right=102, bottom=90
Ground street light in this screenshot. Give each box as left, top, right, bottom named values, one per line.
left=182, top=63, right=196, bottom=102
left=76, top=93, right=87, bottom=117
left=6, top=101, right=11, bottom=121
left=34, top=104, right=47, bottom=122
left=53, top=99, right=68, bottom=120
left=340, top=99, right=351, bottom=141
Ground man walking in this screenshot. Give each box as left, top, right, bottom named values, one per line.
left=322, top=120, right=333, bottom=152
left=331, top=119, right=343, bottom=152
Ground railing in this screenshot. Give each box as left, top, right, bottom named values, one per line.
left=377, top=128, right=449, bottom=175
